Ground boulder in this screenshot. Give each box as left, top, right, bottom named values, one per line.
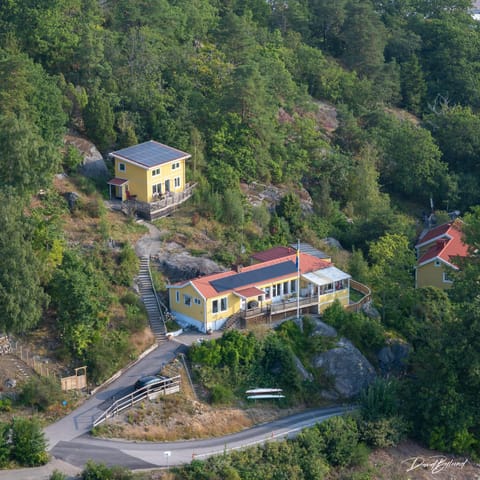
left=313, top=338, right=376, bottom=399
left=311, top=318, right=338, bottom=338
left=154, top=246, right=226, bottom=282
left=361, top=301, right=381, bottom=319
left=293, top=355, right=313, bottom=382
left=64, top=134, right=109, bottom=179
left=322, top=237, right=343, bottom=249
left=377, top=341, right=411, bottom=376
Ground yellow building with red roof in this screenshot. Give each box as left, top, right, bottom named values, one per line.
left=167, top=247, right=351, bottom=332
left=415, top=219, right=469, bottom=289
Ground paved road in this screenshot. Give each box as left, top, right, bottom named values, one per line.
left=50, top=406, right=349, bottom=469
left=44, top=341, right=184, bottom=450
left=0, top=337, right=349, bottom=478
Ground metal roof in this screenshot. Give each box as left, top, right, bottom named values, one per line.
left=302, top=266, right=350, bottom=286
left=210, top=261, right=298, bottom=293
left=290, top=242, right=330, bottom=260
left=110, top=141, right=190, bottom=168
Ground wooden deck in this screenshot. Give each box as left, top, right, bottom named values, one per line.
left=125, top=183, right=197, bottom=220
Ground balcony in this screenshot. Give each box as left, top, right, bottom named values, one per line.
left=125, top=182, right=197, bottom=220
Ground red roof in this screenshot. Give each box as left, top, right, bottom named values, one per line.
left=417, top=220, right=468, bottom=268
left=234, top=287, right=265, bottom=298
left=181, top=252, right=330, bottom=299
left=107, top=177, right=129, bottom=186
left=251, top=246, right=296, bottom=262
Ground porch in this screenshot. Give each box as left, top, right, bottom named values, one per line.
left=122, top=182, right=196, bottom=220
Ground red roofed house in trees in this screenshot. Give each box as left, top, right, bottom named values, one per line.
left=167, top=247, right=351, bottom=333
left=415, top=219, right=468, bottom=289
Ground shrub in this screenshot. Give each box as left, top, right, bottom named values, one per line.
left=358, top=416, right=408, bottom=448
left=210, top=384, right=234, bottom=404
left=316, top=415, right=362, bottom=467
left=82, top=460, right=134, bottom=480
left=19, top=376, right=62, bottom=411
left=10, top=418, right=48, bottom=467
left=50, top=470, right=67, bottom=480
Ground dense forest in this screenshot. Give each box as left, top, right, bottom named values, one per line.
left=2, top=0, right=480, bottom=464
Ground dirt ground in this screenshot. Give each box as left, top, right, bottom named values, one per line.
left=368, top=440, right=480, bottom=480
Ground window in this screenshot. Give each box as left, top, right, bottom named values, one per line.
left=435, top=260, right=441, bottom=267
left=283, top=281, right=289, bottom=295
left=264, top=287, right=271, bottom=299
left=152, top=168, right=160, bottom=176
left=172, top=162, right=180, bottom=170
left=119, top=162, right=126, bottom=172
left=290, top=279, right=297, bottom=293
left=183, top=294, right=191, bottom=307
left=443, top=271, right=453, bottom=283
left=272, top=283, right=282, bottom=297
left=194, top=298, right=201, bottom=305
left=175, top=291, right=179, bottom=303
left=152, top=183, right=162, bottom=195
left=220, top=297, right=228, bottom=311
left=174, top=177, right=181, bottom=188
left=212, top=300, right=218, bottom=313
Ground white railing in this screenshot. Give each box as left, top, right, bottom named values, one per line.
left=92, top=375, right=181, bottom=428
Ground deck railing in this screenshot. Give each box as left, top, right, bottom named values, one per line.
left=126, top=182, right=197, bottom=220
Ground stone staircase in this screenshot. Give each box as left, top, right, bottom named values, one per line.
left=138, top=256, right=167, bottom=343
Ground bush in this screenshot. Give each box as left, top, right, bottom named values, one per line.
left=10, top=418, right=48, bottom=467
left=358, top=416, right=408, bottom=448
left=124, top=303, right=148, bottom=333
left=19, top=376, right=62, bottom=411
left=210, top=384, right=234, bottom=404
left=316, top=415, right=362, bottom=467
left=50, top=470, right=68, bottom=480
left=82, top=460, right=134, bottom=480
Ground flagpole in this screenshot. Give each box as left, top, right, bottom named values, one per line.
left=296, top=239, right=300, bottom=320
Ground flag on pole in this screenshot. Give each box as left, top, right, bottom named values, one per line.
left=295, top=247, right=300, bottom=269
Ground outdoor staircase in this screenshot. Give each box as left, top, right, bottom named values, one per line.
left=221, top=312, right=242, bottom=331
left=138, top=256, right=167, bottom=344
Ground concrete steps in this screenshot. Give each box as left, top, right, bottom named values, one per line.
left=138, top=256, right=167, bottom=343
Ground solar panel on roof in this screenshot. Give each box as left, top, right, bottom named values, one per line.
left=111, top=141, right=189, bottom=167
left=210, top=261, right=297, bottom=292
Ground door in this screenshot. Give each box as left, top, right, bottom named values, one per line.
left=165, top=179, right=171, bottom=192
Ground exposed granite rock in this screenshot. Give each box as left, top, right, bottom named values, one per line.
left=294, top=355, right=314, bottom=382
left=313, top=338, right=376, bottom=399
left=322, top=237, right=343, bottom=249
left=377, top=341, right=411, bottom=376
left=362, top=301, right=381, bottom=319
left=64, top=134, right=109, bottom=179
left=153, top=243, right=226, bottom=282
left=311, top=318, right=338, bottom=338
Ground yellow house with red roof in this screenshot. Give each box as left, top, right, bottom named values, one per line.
left=167, top=247, right=351, bottom=332
left=415, top=219, right=468, bottom=289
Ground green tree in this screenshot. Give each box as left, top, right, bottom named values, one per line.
left=0, top=193, right=47, bottom=333
left=83, top=87, right=116, bottom=151
left=10, top=418, right=48, bottom=467
left=368, top=233, right=416, bottom=327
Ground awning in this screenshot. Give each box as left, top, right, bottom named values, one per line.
left=233, top=286, right=265, bottom=299
left=302, top=266, right=351, bottom=286
left=107, top=177, right=129, bottom=186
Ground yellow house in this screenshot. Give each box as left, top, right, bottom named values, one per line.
left=108, top=140, right=194, bottom=219
left=168, top=249, right=351, bottom=333
left=415, top=219, right=468, bottom=290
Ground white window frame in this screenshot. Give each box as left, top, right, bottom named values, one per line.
left=175, top=291, right=180, bottom=303
left=183, top=294, right=192, bottom=307
left=172, top=162, right=180, bottom=170
left=174, top=177, right=181, bottom=188
left=152, top=183, right=162, bottom=195
left=443, top=271, right=453, bottom=283
left=220, top=297, right=228, bottom=312
left=194, top=298, right=201, bottom=305
left=434, top=260, right=441, bottom=267
left=119, top=162, right=126, bottom=172
left=152, top=168, right=161, bottom=176
left=212, top=300, right=219, bottom=313
left=290, top=279, right=297, bottom=293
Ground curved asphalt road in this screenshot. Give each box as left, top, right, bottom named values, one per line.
left=0, top=340, right=350, bottom=478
